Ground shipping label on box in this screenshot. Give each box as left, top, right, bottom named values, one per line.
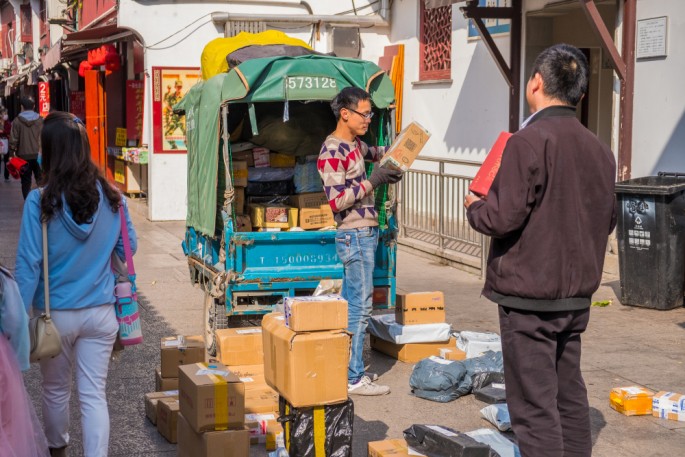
left=380, top=121, right=431, bottom=172
left=283, top=294, right=348, bottom=332
left=229, top=364, right=266, bottom=388
left=233, top=161, right=248, bottom=187
left=156, top=399, right=179, bottom=443
left=262, top=313, right=350, bottom=407
left=160, top=335, right=206, bottom=378
left=253, top=147, right=270, bottom=168
left=145, top=390, right=179, bottom=425
left=216, top=328, right=264, bottom=366
left=288, top=192, right=329, bottom=209
left=609, top=386, right=655, bottom=416
left=249, top=204, right=298, bottom=229
left=395, top=291, right=446, bottom=325
left=652, top=391, right=685, bottom=420
left=177, top=413, right=250, bottom=457
left=299, top=205, right=335, bottom=230
left=178, top=362, right=245, bottom=433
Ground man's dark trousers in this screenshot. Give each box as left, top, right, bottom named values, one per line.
left=20, top=158, right=42, bottom=199
left=498, top=306, right=592, bottom=457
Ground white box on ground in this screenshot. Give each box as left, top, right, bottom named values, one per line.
left=367, top=314, right=451, bottom=344
left=457, top=331, right=502, bottom=358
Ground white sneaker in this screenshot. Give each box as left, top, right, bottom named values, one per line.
left=348, top=376, right=390, bottom=396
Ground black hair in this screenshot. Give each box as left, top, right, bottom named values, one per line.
left=40, top=111, right=121, bottom=223
left=20, top=96, right=35, bottom=111
left=330, top=87, right=372, bottom=121
left=530, top=44, right=589, bottom=106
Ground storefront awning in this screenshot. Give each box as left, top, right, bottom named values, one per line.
left=62, top=24, right=134, bottom=46
left=41, top=40, right=62, bottom=71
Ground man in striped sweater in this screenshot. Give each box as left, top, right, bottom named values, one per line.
left=318, top=87, right=402, bottom=396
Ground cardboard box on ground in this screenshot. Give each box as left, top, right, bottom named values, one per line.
left=155, top=368, right=179, bottom=391
left=145, top=390, right=179, bottom=425
left=160, top=335, right=206, bottom=378
left=177, top=413, right=250, bottom=457
left=395, top=291, right=446, bottom=325
left=610, top=386, right=654, bottom=416
left=262, top=312, right=350, bottom=407
left=215, top=328, right=264, bottom=366
left=371, top=336, right=457, bottom=364
left=156, top=398, right=179, bottom=443
left=178, top=362, right=245, bottom=433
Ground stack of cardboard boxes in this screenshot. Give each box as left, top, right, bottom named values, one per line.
left=177, top=362, right=250, bottom=456
left=214, top=327, right=281, bottom=446
left=261, top=295, right=352, bottom=454
left=371, top=292, right=465, bottom=363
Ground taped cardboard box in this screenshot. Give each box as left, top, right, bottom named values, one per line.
left=145, top=390, right=179, bottom=425
left=216, top=328, right=264, bottom=366
left=160, top=335, right=206, bottom=378
left=262, top=313, right=350, bottom=407
left=249, top=203, right=298, bottom=229
left=300, top=205, right=335, bottom=230
left=288, top=192, right=329, bottom=209
left=652, top=391, right=685, bottom=421
left=245, top=413, right=279, bottom=445
left=177, top=413, right=250, bottom=457
left=283, top=295, right=348, bottom=332
left=369, top=439, right=422, bottom=457
left=229, top=364, right=266, bottom=388
left=155, top=368, right=178, bottom=392
left=156, top=399, right=179, bottom=443
left=244, top=383, right=280, bottom=414
left=610, top=386, right=655, bottom=416
left=371, top=336, right=455, bottom=364
left=178, top=362, right=245, bottom=433
left=233, top=161, right=248, bottom=187
left=395, top=292, right=446, bottom=325
left=380, top=122, right=431, bottom=172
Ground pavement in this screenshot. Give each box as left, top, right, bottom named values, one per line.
left=1, top=176, right=684, bottom=456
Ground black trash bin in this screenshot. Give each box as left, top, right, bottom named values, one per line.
left=614, top=172, right=685, bottom=310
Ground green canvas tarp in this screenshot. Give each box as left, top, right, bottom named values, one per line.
left=176, top=54, right=395, bottom=237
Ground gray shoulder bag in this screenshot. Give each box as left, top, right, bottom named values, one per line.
left=28, top=221, right=63, bottom=363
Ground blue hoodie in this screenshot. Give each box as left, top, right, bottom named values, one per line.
left=16, top=186, right=137, bottom=312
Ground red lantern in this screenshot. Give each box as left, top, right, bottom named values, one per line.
left=78, top=60, right=93, bottom=78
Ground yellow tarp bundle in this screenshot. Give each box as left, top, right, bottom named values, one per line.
left=200, top=30, right=313, bottom=80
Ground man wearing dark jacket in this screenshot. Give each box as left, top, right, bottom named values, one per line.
left=465, top=44, right=616, bottom=457
left=10, top=96, right=44, bottom=199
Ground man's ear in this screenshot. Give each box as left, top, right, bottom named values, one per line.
left=530, top=72, right=543, bottom=94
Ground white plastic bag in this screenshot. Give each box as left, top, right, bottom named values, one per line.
left=480, top=403, right=512, bottom=431
left=465, top=428, right=520, bottom=457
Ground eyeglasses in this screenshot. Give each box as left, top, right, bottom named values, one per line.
left=345, top=107, right=374, bottom=120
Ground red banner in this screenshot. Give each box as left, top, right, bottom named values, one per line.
left=126, top=80, right=145, bottom=143
left=70, top=91, right=86, bottom=121
left=38, top=82, right=50, bottom=117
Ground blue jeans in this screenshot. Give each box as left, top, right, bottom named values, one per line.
left=336, top=226, right=378, bottom=384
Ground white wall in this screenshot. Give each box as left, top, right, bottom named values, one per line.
left=632, top=0, right=685, bottom=177
left=379, top=0, right=509, bottom=174
left=118, top=0, right=390, bottom=221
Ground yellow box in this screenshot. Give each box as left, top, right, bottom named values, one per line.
left=609, top=386, right=655, bottom=416
left=368, top=439, right=412, bottom=457
left=270, top=152, right=296, bottom=168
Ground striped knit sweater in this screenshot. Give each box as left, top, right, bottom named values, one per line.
left=318, top=135, right=386, bottom=230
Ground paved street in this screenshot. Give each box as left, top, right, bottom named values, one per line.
left=1, top=178, right=684, bottom=456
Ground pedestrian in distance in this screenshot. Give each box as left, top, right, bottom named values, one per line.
left=0, top=263, right=51, bottom=457
left=465, top=43, right=617, bottom=457
left=0, top=107, right=11, bottom=181
left=318, top=87, right=402, bottom=396
left=15, top=112, right=138, bottom=457
left=9, top=96, right=44, bottom=199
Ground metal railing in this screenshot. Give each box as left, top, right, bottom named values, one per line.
left=398, top=157, right=489, bottom=276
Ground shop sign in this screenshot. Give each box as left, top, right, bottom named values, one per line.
left=38, top=82, right=50, bottom=117
left=126, top=80, right=145, bottom=143
left=114, top=159, right=126, bottom=184
left=116, top=128, right=127, bottom=147
left=151, top=67, right=200, bottom=153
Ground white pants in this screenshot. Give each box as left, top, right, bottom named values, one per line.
left=39, top=304, right=118, bottom=457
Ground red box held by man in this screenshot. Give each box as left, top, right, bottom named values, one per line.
left=469, top=132, right=513, bottom=198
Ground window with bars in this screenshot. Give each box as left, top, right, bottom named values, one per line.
left=419, top=4, right=452, bottom=81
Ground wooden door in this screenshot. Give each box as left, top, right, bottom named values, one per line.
left=85, top=70, right=106, bottom=172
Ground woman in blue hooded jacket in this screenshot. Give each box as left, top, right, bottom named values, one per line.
left=15, top=111, right=137, bottom=457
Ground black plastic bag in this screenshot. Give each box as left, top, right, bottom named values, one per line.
left=403, top=424, right=491, bottom=457
left=471, top=372, right=505, bottom=392
left=278, top=396, right=353, bottom=457
left=246, top=179, right=294, bottom=196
